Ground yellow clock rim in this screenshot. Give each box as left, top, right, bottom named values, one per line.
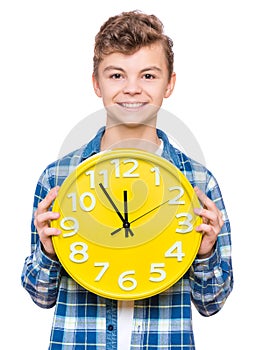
left=51, top=148, right=202, bottom=300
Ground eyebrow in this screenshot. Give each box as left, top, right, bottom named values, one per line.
left=103, top=65, right=162, bottom=73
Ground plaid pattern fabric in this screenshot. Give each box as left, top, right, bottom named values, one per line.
left=21, top=127, right=233, bottom=349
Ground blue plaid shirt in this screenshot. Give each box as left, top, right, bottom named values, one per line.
left=21, top=128, right=233, bottom=349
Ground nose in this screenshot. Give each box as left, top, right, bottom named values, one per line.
left=122, top=78, right=142, bottom=95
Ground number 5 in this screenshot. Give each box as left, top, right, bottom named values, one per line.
left=149, top=263, right=166, bottom=282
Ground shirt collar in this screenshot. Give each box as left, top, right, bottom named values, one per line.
left=81, top=126, right=183, bottom=171
left=157, top=129, right=183, bottom=171
left=81, top=126, right=105, bottom=160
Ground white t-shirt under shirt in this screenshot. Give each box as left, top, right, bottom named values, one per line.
left=117, top=139, right=164, bottom=350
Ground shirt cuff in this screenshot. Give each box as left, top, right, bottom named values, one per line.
left=35, top=241, right=62, bottom=271
left=192, top=244, right=220, bottom=272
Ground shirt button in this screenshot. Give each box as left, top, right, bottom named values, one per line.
left=108, top=325, right=114, bottom=331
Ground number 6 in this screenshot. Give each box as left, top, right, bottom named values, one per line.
left=118, top=270, right=137, bottom=291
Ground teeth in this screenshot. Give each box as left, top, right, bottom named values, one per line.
left=121, top=102, right=144, bottom=108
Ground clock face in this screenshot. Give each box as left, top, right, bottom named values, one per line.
left=51, top=149, right=202, bottom=300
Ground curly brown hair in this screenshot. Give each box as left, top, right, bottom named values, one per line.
left=93, top=10, right=174, bottom=79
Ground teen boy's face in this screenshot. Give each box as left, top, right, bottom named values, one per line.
left=93, top=43, right=176, bottom=126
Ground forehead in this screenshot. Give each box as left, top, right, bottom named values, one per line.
left=98, top=43, right=168, bottom=73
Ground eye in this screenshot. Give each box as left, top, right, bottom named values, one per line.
left=110, top=73, right=122, bottom=79
left=143, top=73, right=155, bottom=80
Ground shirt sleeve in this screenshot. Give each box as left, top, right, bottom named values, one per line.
left=21, top=241, right=62, bottom=308
left=21, top=168, right=62, bottom=309
left=189, top=171, right=233, bottom=316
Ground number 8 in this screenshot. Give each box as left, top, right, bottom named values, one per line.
left=69, top=242, right=88, bottom=263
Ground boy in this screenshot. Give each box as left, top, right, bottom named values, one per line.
left=21, top=10, right=233, bottom=349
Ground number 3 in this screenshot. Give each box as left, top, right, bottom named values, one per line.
left=176, top=213, right=193, bottom=233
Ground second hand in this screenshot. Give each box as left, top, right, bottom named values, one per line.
left=110, top=198, right=170, bottom=236
left=130, top=199, right=170, bottom=224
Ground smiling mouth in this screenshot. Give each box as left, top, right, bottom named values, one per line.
left=117, top=102, right=147, bottom=110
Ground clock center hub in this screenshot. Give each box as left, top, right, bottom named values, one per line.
left=123, top=221, right=130, bottom=228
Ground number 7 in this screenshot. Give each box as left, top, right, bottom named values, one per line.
left=94, top=262, right=109, bottom=281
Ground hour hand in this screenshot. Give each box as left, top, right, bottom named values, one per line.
left=123, top=190, right=134, bottom=238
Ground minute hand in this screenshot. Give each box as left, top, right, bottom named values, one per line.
left=99, top=183, right=125, bottom=223
left=130, top=199, right=170, bottom=224
left=99, top=183, right=134, bottom=237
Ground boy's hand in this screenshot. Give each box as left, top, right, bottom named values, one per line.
left=194, top=186, right=224, bottom=259
left=34, top=186, right=61, bottom=260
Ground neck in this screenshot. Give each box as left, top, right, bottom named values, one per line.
left=100, top=123, right=161, bottom=153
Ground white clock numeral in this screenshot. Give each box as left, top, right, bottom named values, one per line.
left=111, top=159, right=120, bottom=177
left=67, top=191, right=96, bottom=212
left=67, top=193, right=77, bottom=212
left=123, top=159, right=139, bottom=177
left=149, top=263, right=166, bottom=282
left=111, top=158, right=139, bottom=178
left=118, top=270, right=137, bottom=291
left=69, top=242, right=89, bottom=263
left=99, top=170, right=109, bottom=188
left=85, top=170, right=109, bottom=189
left=60, top=217, right=79, bottom=237
left=85, top=170, right=95, bottom=188
left=165, top=241, right=185, bottom=261
left=168, top=186, right=185, bottom=205
left=176, top=213, right=193, bottom=233
left=151, top=167, right=160, bottom=186
left=94, top=262, right=109, bottom=281
left=79, top=192, right=96, bottom=212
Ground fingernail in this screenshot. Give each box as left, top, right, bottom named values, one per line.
left=194, top=208, right=202, bottom=215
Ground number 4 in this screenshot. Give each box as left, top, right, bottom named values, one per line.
left=165, top=241, right=185, bottom=261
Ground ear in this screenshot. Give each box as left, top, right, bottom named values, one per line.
left=164, top=72, right=176, bottom=98
left=92, top=73, right=102, bottom=97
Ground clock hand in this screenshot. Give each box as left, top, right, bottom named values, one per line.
left=123, top=190, right=134, bottom=237
left=110, top=199, right=170, bottom=235
left=130, top=199, right=170, bottom=224
left=99, top=183, right=125, bottom=223
left=99, top=183, right=134, bottom=237
left=124, top=190, right=128, bottom=222
left=110, top=227, right=122, bottom=236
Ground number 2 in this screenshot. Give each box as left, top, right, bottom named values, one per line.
left=111, top=159, right=139, bottom=178
left=168, top=186, right=185, bottom=205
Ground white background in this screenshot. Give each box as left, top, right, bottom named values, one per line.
left=1, top=0, right=262, bottom=349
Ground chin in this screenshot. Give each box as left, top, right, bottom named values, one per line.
left=105, top=104, right=160, bottom=128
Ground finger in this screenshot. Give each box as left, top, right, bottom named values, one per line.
left=40, top=226, right=61, bottom=238
left=195, top=222, right=214, bottom=234
left=194, top=210, right=223, bottom=236
left=194, top=186, right=217, bottom=211
left=36, top=186, right=60, bottom=215
left=194, top=207, right=218, bottom=224
left=194, top=186, right=223, bottom=225
left=34, top=211, right=60, bottom=228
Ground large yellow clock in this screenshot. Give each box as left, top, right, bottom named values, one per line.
left=51, top=149, right=202, bottom=300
